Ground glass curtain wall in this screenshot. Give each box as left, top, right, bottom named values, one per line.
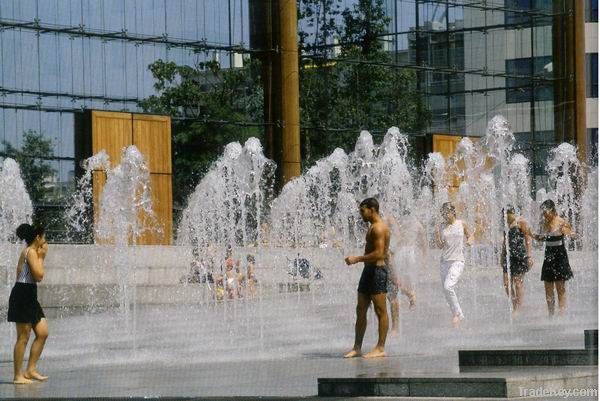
left=0, top=0, right=250, bottom=239
left=382, top=0, right=559, bottom=189
left=0, top=0, right=576, bottom=237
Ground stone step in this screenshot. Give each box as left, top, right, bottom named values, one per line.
left=458, top=349, right=598, bottom=368
left=318, top=368, right=597, bottom=398
left=585, top=329, right=598, bottom=349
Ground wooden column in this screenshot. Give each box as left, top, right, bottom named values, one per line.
left=278, top=0, right=302, bottom=184
left=249, top=0, right=301, bottom=187
left=553, top=0, right=587, bottom=158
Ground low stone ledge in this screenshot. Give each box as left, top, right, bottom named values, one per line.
left=585, top=329, right=598, bottom=349
left=459, top=349, right=598, bottom=368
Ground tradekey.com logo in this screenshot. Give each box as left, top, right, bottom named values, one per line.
left=519, top=387, right=598, bottom=399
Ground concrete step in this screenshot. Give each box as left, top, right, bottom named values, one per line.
left=458, top=349, right=598, bottom=368
left=318, top=367, right=597, bottom=398
left=457, top=330, right=598, bottom=369
left=585, top=329, right=598, bottom=349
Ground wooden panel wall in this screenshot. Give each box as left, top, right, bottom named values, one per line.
left=132, top=114, right=172, bottom=245
left=91, top=111, right=132, bottom=164
left=433, top=134, right=492, bottom=240
left=83, top=110, right=172, bottom=245
left=432, top=134, right=463, bottom=199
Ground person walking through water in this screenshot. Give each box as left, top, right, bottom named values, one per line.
left=7, top=224, right=49, bottom=384
left=534, top=199, right=574, bottom=317
left=501, top=206, right=534, bottom=316
left=385, top=209, right=427, bottom=335
left=435, top=202, right=473, bottom=328
left=344, top=198, right=391, bottom=358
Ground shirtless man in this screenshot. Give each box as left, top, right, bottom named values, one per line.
left=344, top=198, right=391, bottom=359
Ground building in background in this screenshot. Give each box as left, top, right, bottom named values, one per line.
left=0, top=0, right=250, bottom=238
left=384, top=0, right=597, bottom=187
left=0, top=0, right=596, bottom=239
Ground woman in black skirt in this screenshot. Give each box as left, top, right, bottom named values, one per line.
left=501, top=206, right=534, bottom=315
left=7, top=224, right=48, bottom=384
left=534, top=200, right=574, bottom=317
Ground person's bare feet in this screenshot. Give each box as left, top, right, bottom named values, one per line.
left=24, top=370, right=48, bottom=381
left=363, top=347, right=386, bottom=358
left=452, top=315, right=461, bottom=328
left=389, top=328, right=400, bottom=337
left=13, top=375, right=33, bottom=385
left=343, top=349, right=361, bottom=358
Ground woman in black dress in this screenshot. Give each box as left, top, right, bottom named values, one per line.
left=7, top=224, right=49, bottom=384
left=534, top=200, right=574, bottom=317
left=501, top=206, right=534, bottom=315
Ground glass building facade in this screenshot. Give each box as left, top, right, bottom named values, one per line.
left=0, top=0, right=596, bottom=238
left=381, top=0, right=575, bottom=188
left=0, top=0, right=251, bottom=238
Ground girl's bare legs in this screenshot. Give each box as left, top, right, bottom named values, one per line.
left=512, top=275, right=525, bottom=313
left=503, top=273, right=511, bottom=299
left=503, top=273, right=524, bottom=311
left=25, top=318, right=48, bottom=381
left=555, top=280, right=567, bottom=315
left=544, top=281, right=556, bottom=317
left=13, top=323, right=32, bottom=384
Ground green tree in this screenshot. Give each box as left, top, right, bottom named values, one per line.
left=2, top=130, right=56, bottom=204
left=142, top=0, right=430, bottom=203
left=139, top=59, right=264, bottom=206
left=299, top=0, right=430, bottom=165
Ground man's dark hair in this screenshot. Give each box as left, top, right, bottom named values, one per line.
left=541, top=199, right=556, bottom=213
left=441, top=202, right=455, bottom=214
left=359, top=198, right=379, bottom=213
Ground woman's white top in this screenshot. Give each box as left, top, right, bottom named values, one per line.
left=441, top=220, right=465, bottom=262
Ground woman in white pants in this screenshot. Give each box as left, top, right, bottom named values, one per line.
left=435, top=202, right=473, bottom=328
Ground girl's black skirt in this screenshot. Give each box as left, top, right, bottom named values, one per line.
left=541, top=245, right=573, bottom=282
left=7, top=282, right=45, bottom=325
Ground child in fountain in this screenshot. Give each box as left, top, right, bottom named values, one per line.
left=500, top=206, right=534, bottom=316
left=7, top=224, right=49, bottom=384
left=534, top=200, right=574, bottom=317
left=223, top=246, right=243, bottom=299
left=241, top=254, right=258, bottom=297
left=435, top=203, right=473, bottom=328
left=344, top=198, right=390, bottom=359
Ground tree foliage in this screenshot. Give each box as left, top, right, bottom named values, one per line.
left=141, top=0, right=430, bottom=203
left=139, top=59, right=263, bottom=206
left=2, top=130, right=56, bottom=204
left=299, top=0, right=430, bottom=165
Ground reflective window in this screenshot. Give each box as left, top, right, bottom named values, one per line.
left=587, top=53, right=598, bottom=98
left=506, top=56, right=553, bottom=103
left=586, top=0, right=599, bottom=22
